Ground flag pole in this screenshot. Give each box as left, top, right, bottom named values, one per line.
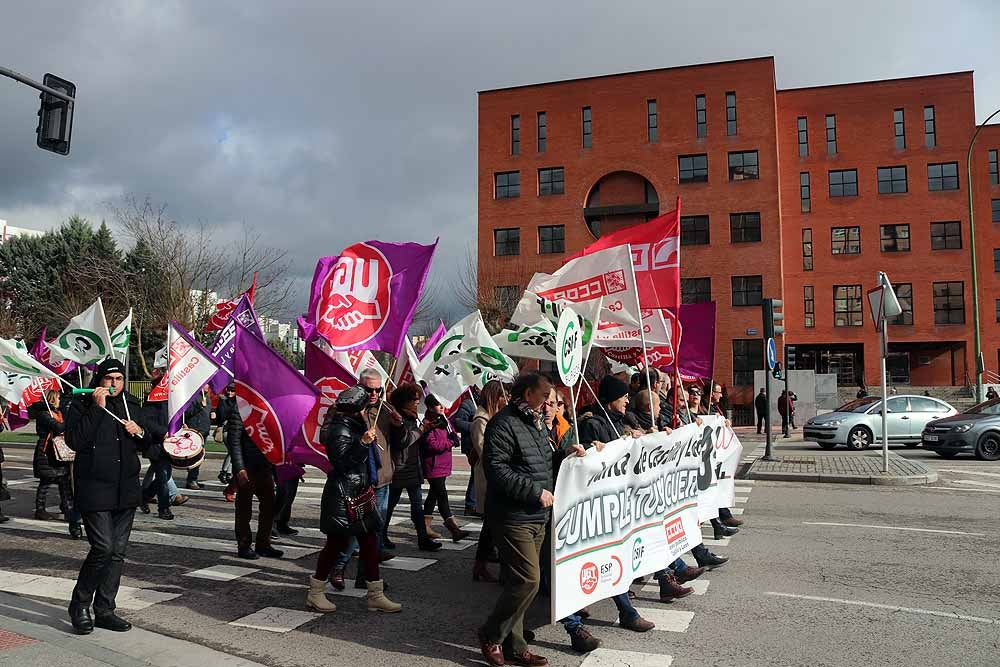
left=627, top=243, right=655, bottom=433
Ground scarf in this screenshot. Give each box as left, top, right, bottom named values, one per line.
left=516, top=401, right=546, bottom=431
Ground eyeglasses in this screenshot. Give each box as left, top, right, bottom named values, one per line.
left=362, top=386, right=384, bottom=395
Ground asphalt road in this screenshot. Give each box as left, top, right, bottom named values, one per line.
left=1, top=435, right=998, bottom=667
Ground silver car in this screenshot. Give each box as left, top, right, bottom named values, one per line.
left=804, top=395, right=957, bottom=450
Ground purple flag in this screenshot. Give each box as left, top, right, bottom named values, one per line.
left=301, top=239, right=437, bottom=357
left=208, top=294, right=265, bottom=394
left=418, top=321, right=447, bottom=360
left=4, top=402, right=30, bottom=432
left=662, top=302, right=717, bottom=381
left=31, top=328, right=77, bottom=376
left=232, top=321, right=319, bottom=466
left=287, top=342, right=357, bottom=473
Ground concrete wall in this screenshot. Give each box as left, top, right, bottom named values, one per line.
left=754, top=370, right=836, bottom=424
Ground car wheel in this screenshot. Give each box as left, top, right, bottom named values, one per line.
left=903, top=442, right=920, bottom=449
left=975, top=434, right=1000, bottom=461
left=847, top=426, right=873, bottom=450
left=936, top=451, right=958, bottom=459
left=817, top=442, right=838, bottom=450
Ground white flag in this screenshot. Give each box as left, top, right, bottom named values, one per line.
left=0, top=370, right=34, bottom=404
left=0, top=338, right=60, bottom=380
left=166, top=321, right=221, bottom=434
left=153, top=344, right=169, bottom=369
left=111, top=308, right=133, bottom=363
left=460, top=311, right=518, bottom=388
left=527, top=245, right=640, bottom=327
left=594, top=308, right=673, bottom=348
left=495, top=321, right=557, bottom=362
left=511, top=291, right=602, bottom=364
left=333, top=349, right=388, bottom=385
left=412, top=314, right=476, bottom=405
left=48, top=298, right=114, bottom=365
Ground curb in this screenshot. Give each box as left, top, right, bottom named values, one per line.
left=748, top=470, right=938, bottom=486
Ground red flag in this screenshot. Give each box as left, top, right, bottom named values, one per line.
left=21, top=377, right=60, bottom=407
left=568, top=197, right=681, bottom=310
left=204, top=273, right=258, bottom=332
left=146, top=375, right=169, bottom=402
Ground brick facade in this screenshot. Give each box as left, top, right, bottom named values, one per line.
left=478, top=56, right=1000, bottom=408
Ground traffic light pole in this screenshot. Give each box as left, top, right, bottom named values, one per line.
left=783, top=348, right=790, bottom=438
left=764, top=357, right=773, bottom=460
left=0, top=65, right=75, bottom=104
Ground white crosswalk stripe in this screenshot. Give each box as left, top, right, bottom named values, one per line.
left=0, top=568, right=180, bottom=610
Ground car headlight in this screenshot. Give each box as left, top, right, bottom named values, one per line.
left=952, top=424, right=972, bottom=433
left=825, top=420, right=843, bottom=427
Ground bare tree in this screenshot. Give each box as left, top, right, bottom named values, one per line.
left=458, top=242, right=511, bottom=334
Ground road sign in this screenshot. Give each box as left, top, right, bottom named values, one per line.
left=766, top=337, right=777, bottom=370
left=867, top=273, right=902, bottom=331
left=556, top=307, right=582, bottom=386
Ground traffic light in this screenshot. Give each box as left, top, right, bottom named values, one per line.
left=36, top=73, right=75, bottom=155
left=785, top=345, right=796, bottom=370
left=762, top=298, right=784, bottom=339
left=772, top=361, right=783, bottom=380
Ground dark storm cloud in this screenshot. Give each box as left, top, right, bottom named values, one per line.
left=1, top=1, right=997, bottom=318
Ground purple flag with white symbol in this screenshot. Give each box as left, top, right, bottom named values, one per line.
left=208, top=294, right=265, bottom=394
left=300, top=239, right=437, bottom=357
left=232, top=322, right=319, bottom=466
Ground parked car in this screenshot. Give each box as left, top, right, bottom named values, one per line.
left=920, top=398, right=1000, bottom=460
left=803, top=395, right=957, bottom=450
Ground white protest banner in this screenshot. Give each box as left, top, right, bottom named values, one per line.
left=47, top=298, right=114, bottom=365
left=695, top=417, right=743, bottom=522
left=528, top=246, right=640, bottom=327
left=551, top=417, right=743, bottom=621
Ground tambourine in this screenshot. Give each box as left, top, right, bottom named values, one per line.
left=51, top=435, right=76, bottom=463
left=162, top=428, right=206, bottom=470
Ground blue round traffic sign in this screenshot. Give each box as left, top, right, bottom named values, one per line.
left=766, top=337, right=777, bottom=370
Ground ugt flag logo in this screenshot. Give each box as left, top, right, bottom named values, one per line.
left=236, top=382, right=285, bottom=463
left=317, top=243, right=392, bottom=349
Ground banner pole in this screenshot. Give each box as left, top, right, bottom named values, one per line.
left=569, top=382, right=581, bottom=446
left=373, top=357, right=399, bottom=424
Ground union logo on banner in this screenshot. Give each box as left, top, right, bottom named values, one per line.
left=300, top=376, right=350, bottom=456
left=317, top=243, right=393, bottom=350
left=147, top=375, right=169, bottom=402
left=236, top=382, right=284, bottom=464
left=22, top=377, right=59, bottom=405
left=536, top=270, right=626, bottom=304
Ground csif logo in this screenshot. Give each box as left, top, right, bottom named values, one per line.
left=631, top=537, right=645, bottom=572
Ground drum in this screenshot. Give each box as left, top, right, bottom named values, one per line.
left=162, top=428, right=206, bottom=470
left=51, top=435, right=76, bottom=463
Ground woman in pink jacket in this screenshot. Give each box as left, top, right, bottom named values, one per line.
left=421, top=395, right=470, bottom=542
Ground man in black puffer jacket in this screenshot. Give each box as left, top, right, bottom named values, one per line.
left=478, top=372, right=554, bottom=667
left=225, top=411, right=282, bottom=560
left=65, top=357, right=163, bottom=636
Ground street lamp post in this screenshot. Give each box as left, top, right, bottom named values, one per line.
left=966, top=108, right=1000, bottom=403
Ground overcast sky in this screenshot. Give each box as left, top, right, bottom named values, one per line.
left=2, top=0, right=998, bottom=319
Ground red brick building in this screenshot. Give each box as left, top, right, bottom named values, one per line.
left=477, top=56, right=1000, bottom=406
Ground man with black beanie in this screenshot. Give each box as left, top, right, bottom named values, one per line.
left=64, top=357, right=163, bottom=635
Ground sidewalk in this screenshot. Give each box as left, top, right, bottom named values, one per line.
left=747, top=451, right=937, bottom=485
left=0, top=592, right=266, bottom=667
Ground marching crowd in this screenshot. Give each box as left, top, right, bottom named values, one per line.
left=0, top=357, right=743, bottom=667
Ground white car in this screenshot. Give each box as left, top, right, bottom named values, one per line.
left=803, top=395, right=957, bottom=450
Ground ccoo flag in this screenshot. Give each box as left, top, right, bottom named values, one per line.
left=207, top=293, right=265, bottom=394
left=166, top=321, right=222, bottom=434
left=232, top=321, right=319, bottom=466
left=300, top=239, right=437, bottom=357
left=47, top=297, right=114, bottom=365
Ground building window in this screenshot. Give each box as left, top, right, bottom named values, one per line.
left=880, top=224, right=910, bottom=252
left=933, top=281, right=964, bottom=324
left=829, top=169, right=858, bottom=197
left=831, top=226, right=861, bottom=255
left=681, top=278, right=711, bottom=304
left=538, top=167, right=564, bottom=196
left=928, top=162, right=959, bottom=191
left=733, top=339, right=763, bottom=386
left=538, top=225, right=565, bottom=254
left=877, top=166, right=908, bottom=194
left=804, top=286, right=815, bottom=328
left=833, top=285, right=863, bottom=327
left=890, top=283, right=913, bottom=325
left=930, top=221, right=962, bottom=250
left=994, top=248, right=1000, bottom=272
left=494, top=285, right=520, bottom=312
left=726, top=92, right=737, bottom=136
left=996, top=299, right=1000, bottom=324
left=826, top=114, right=837, bottom=155
left=679, top=154, right=708, bottom=183
left=511, top=115, right=520, bottom=155
left=647, top=100, right=657, bottom=143
left=731, top=275, right=763, bottom=307
left=581, top=107, right=592, bottom=148
left=802, top=228, right=813, bottom=270
left=800, top=172, right=811, bottom=212
left=695, top=94, right=706, bottom=138
left=537, top=112, right=546, bottom=153
left=730, top=212, right=761, bottom=243
left=992, top=199, right=1000, bottom=223
left=924, top=106, right=936, bottom=148
left=493, top=228, right=520, bottom=256
left=680, top=215, right=710, bottom=245
left=990, top=149, right=998, bottom=186
left=797, top=117, right=808, bottom=157
left=494, top=171, right=520, bottom=199
left=894, top=109, right=905, bottom=149
left=728, top=151, right=759, bottom=180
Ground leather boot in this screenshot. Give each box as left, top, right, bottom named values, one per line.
left=366, top=580, right=401, bottom=613
left=423, top=516, right=442, bottom=540
left=676, top=565, right=706, bottom=583
left=658, top=573, right=693, bottom=602
left=305, top=575, right=337, bottom=613
left=444, top=516, right=470, bottom=542
left=69, top=603, right=94, bottom=634
left=473, top=560, right=499, bottom=583
left=34, top=509, right=61, bottom=522
left=329, top=566, right=345, bottom=591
